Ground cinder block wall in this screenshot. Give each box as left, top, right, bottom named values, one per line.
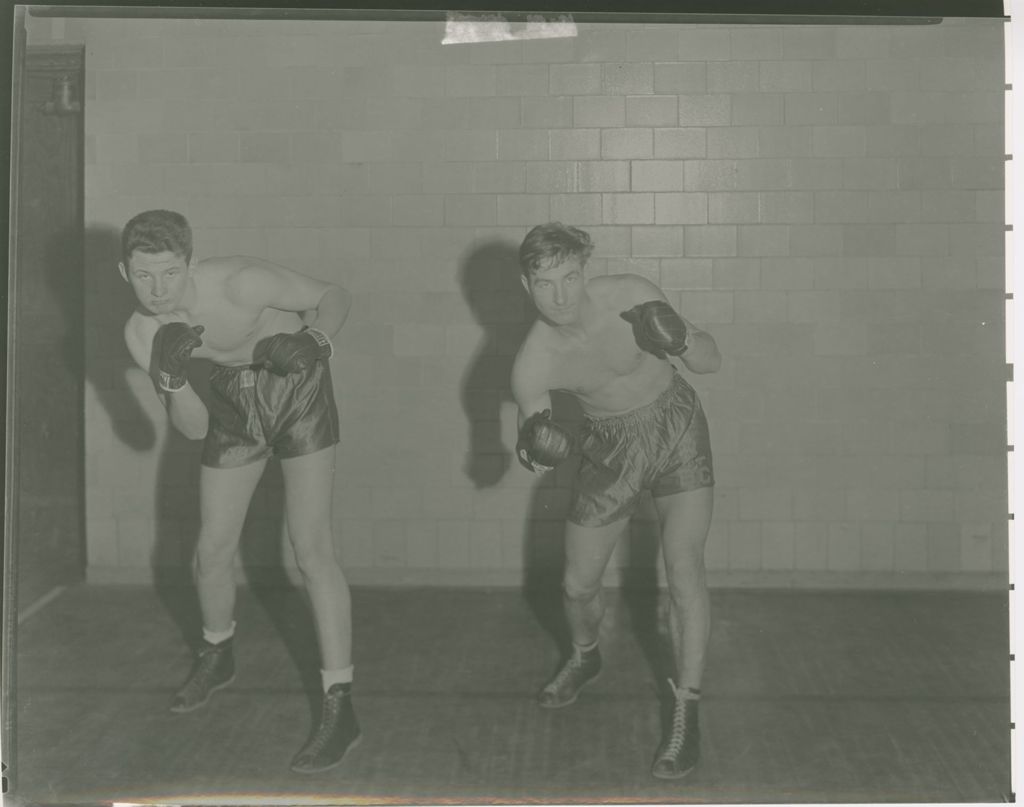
left=27, top=15, right=1006, bottom=587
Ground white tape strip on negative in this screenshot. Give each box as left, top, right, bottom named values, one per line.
left=442, top=12, right=577, bottom=45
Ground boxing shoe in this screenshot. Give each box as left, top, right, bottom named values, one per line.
left=651, top=680, right=701, bottom=779
left=538, top=643, right=602, bottom=708
left=290, top=683, right=362, bottom=774
left=169, top=637, right=235, bottom=713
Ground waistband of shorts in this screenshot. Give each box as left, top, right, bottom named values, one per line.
left=210, top=359, right=325, bottom=389
left=211, top=362, right=265, bottom=375
left=583, top=372, right=687, bottom=431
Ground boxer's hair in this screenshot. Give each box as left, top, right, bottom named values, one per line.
left=121, top=209, right=193, bottom=264
left=519, top=222, right=594, bottom=277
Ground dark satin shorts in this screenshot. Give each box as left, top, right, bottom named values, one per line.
left=201, top=358, right=339, bottom=469
left=568, top=372, right=714, bottom=527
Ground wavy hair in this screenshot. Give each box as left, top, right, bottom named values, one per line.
left=518, top=222, right=594, bottom=276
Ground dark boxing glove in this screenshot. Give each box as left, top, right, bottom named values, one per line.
left=152, top=322, right=204, bottom=392
left=516, top=409, right=574, bottom=470
left=253, top=326, right=333, bottom=376
left=620, top=300, right=688, bottom=360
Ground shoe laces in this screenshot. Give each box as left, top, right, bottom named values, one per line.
left=303, top=689, right=345, bottom=756
left=549, top=647, right=589, bottom=690
left=662, top=679, right=692, bottom=758
left=182, top=646, right=224, bottom=696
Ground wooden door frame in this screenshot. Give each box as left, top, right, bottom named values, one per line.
left=3, top=10, right=28, bottom=793
left=5, top=39, right=87, bottom=589
left=3, top=26, right=86, bottom=793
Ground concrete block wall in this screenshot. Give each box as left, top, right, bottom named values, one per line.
left=27, top=14, right=1007, bottom=587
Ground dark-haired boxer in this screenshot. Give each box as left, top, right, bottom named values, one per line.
left=120, top=209, right=358, bottom=774
left=512, top=223, right=719, bottom=780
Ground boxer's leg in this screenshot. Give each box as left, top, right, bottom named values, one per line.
left=539, top=516, right=627, bottom=708
left=656, top=486, right=714, bottom=692
left=195, top=459, right=268, bottom=631
left=651, top=486, right=714, bottom=780
left=170, top=458, right=267, bottom=713
left=280, top=445, right=350, bottom=672
left=281, top=445, right=360, bottom=774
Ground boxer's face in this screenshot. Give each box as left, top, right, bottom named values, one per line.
left=523, top=256, right=585, bottom=327
left=120, top=250, right=192, bottom=314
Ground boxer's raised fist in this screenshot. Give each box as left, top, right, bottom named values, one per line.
left=253, top=327, right=332, bottom=376
left=620, top=300, right=688, bottom=360
left=152, top=322, right=204, bottom=392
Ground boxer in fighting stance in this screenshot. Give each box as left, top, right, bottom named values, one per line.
left=120, top=210, right=357, bottom=774
left=512, top=223, right=719, bottom=780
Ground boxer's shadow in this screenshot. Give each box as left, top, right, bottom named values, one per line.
left=76, top=227, right=197, bottom=648
left=454, top=240, right=573, bottom=649
left=457, top=240, right=532, bottom=489
left=78, top=227, right=158, bottom=451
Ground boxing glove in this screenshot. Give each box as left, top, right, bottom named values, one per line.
left=620, top=300, right=688, bottom=360
left=516, top=409, right=574, bottom=470
left=253, top=327, right=333, bottom=376
left=152, top=322, right=204, bottom=392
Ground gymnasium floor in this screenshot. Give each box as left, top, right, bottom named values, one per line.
left=10, top=584, right=1012, bottom=805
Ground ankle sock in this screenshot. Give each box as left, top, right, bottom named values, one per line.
left=573, top=639, right=599, bottom=655
left=322, top=665, right=354, bottom=692
left=202, top=622, right=236, bottom=645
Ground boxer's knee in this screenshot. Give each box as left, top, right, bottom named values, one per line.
left=194, top=533, right=238, bottom=580
left=665, top=553, right=707, bottom=610
left=290, top=527, right=339, bottom=580
left=563, top=571, right=602, bottom=606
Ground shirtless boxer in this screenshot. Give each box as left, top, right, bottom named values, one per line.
left=512, top=223, right=719, bottom=780
left=120, top=210, right=357, bottom=774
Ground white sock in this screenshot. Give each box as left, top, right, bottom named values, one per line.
left=322, top=665, right=354, bottom=692
left=673, top=680, right=701, bottom=700
left=203, top=621, right=236, bottom=645
left=574, top=639, right=598, bottom=654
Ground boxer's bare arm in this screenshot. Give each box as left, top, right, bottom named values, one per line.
left=227, top=258, right=352, bottom=339
left=673, top=313, right=720, bottom=374
left=511, top=337, right=554, bottom=427
left=124, top=315, right=210, bottom=440
left=511, top=338, right=558, bottom=473
left=625, top=275, right=721, bottom=374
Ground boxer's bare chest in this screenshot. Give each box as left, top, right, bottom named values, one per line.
left=157, top=280, right=300, bottom=365
left=549, top=321, right=644, bottom=396
left=544, top=302, right=672, bottom=416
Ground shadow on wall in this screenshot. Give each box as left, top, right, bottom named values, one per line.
left=454, top=238, right=579, bottom=652
left=82, top=227, right=201, bottom=641
left=82, top=226, right=156, bottom=451
left=457, top=239, right=533, bottom=489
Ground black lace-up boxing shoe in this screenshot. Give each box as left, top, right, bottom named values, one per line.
left=290, top=683, right=362, bottom=774
left=169, top=637, right=236, bottom=713
left=652, top=680, right=701, bottom=779
left=538, top=644, right=602, bottom=708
